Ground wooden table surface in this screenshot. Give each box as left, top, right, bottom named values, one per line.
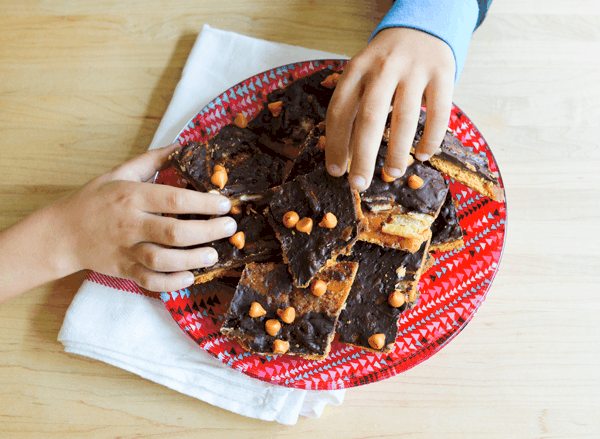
left=1, top=0, right=599, bottom=437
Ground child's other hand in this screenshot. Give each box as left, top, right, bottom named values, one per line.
left=52, top=143, right=235, bottom=292
left=325, top=27, right=455, bottom=191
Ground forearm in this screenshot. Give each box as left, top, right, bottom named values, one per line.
left=0, top=204, right=78, bottom=303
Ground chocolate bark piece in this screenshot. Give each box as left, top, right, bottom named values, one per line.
left=410, top=110, right=504, bottom=201
left=247, top=69, right=338, bottom=159
left=336, top=239, right=430, bottom=353
left=268, top=167, right=363, bottom=288
left=221, top=261, right=359, bottom=360
left=178, top=209, right=282, bottom=284
left=430, top=192, right=465, bottom=252
left=360, top=154, right=448, bottom=252
left=170, top=124, right=288, bottom=204
left=283, top=123, right=326, bottom=183
left=429, top=132, right=505, bottom=201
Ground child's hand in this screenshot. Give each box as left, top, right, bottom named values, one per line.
left=325, top=27, right=456, bottom=191
left=48, top=143, right=236, bottom=292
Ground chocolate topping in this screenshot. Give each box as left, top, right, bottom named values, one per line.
left=362, top=160, right=448, bottom=216
left=412, top=110, right=499, bottom=185
left=172, top=125, right=288, bottom=201
left=283, top=124, right=326, bottom=183
left=430, top=193, right=464, bottom=249
left=268, top=168, right=362, bottom=287
left=437, top=132, right=499, bottom=183
left=248, top=69, right=338, bottom=159
left=186, top=210, right=281, bottom=281
left=337, top=240, right=428, bottom=352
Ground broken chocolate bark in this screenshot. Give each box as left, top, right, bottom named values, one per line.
left=171, top=124, right=288, bottom=203
left=180, top=209, right=282, bottom=284
left=429, top=131, right=505, bottom=201
left=411, top=110, right=504, bottom=201
left=360, top=153, right=448, bottom=252
left=268, top=167, right=363, bottom=288
left=247, top=69, right=339, bottom=159
left=220, top=261, right=359, bottom=360
left=283, top=123, right=326, bottom=183
left=336, top=239, right=430, bottom=353
left=430, top=192, right=465, bottom=252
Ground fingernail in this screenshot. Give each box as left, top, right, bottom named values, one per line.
left=182, top=272, right=195, bottom=287
left=327, top=164, right=342, bottom=176
left=415, top=153, right=430, bottom=162
left=203, top=250, right=218, bottom=265
left=348, top=175, right=367, bottom=191
left=386, top=167, right=403, bottom=178
left=165, top=142, right=181, bottom=150
left=218, top=198, right=231, bottom=214
left=224, top=218, right=237, bottom=235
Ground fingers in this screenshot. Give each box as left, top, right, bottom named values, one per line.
left=141, top=214, right=237, bottom=248
left=347, top=79, right=397, bottom=191
left=134, top=183, right=231, bottom=215
left=110, top=143, right=181, bottom=182
left=414, top=75, right=454, bottom=161
left=325, top=68, right=362, bottom=177
left=131, top=242, right=218, bottom=272
left=385, top=78, right=428, bottom=178
left=127, top=263, right=196, bottom=292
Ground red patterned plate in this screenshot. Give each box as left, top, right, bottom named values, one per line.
left=158, top=60, right=506, bottom=390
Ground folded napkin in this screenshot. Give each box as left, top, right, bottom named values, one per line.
left=58, top=24, right=350, bottom=425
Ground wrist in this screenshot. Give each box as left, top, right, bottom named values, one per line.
left=38, top=200, right=85, bottom=277
left=371, top=0, right=479, bottom=82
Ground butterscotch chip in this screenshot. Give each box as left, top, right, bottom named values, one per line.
left=249, top=302, right=267, bottom=318
left=265, top=319, right=281, bottom=336
left=229, top=231, right=245, bottom=249
left=368, top=333, right=385, bottom=350
left=381, top=167, right=396, bottom=183
left=273, top=339, right=290, bottom=355
left=233, top=113, right=248, bottom=128
left=268, top=101, right=283, bottom=117
left=230, top=205, right=242, bottom=215
left=277, top=307, right=296, bottom=324
left=210, top=171, right=228, bottom=189
left=319, top=212, right=337, bottom=229
left=408, top=175, right=424, bottom=190
left=296, top=217, right=313, bottom=234
left=388, top=290, right=405, bottom=308
left=317, top=135, right=326, bottom=150
left=320, top=73, right=341, bottom=88
left=311, top=280, right=327, bottom=297
left=283, top=211, right=299, bottom=228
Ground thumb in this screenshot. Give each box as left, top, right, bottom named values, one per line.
left=110, top=143, right=181, bottom=182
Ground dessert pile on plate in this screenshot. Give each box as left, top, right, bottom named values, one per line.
left=169, top=69, right=503, bottom=360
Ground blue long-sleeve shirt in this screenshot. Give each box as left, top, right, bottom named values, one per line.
left=372, top=0, right=493, bottom=82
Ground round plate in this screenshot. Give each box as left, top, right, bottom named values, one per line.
left=158, top=59, right=506, bottom=390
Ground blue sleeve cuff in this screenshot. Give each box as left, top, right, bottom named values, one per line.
left=371, top=0, right=479, bottom=83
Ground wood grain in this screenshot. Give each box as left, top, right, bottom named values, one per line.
left=1, top=0, right=600, bottom=437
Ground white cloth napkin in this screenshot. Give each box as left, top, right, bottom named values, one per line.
left=58, top=24, right=350, bottom=425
